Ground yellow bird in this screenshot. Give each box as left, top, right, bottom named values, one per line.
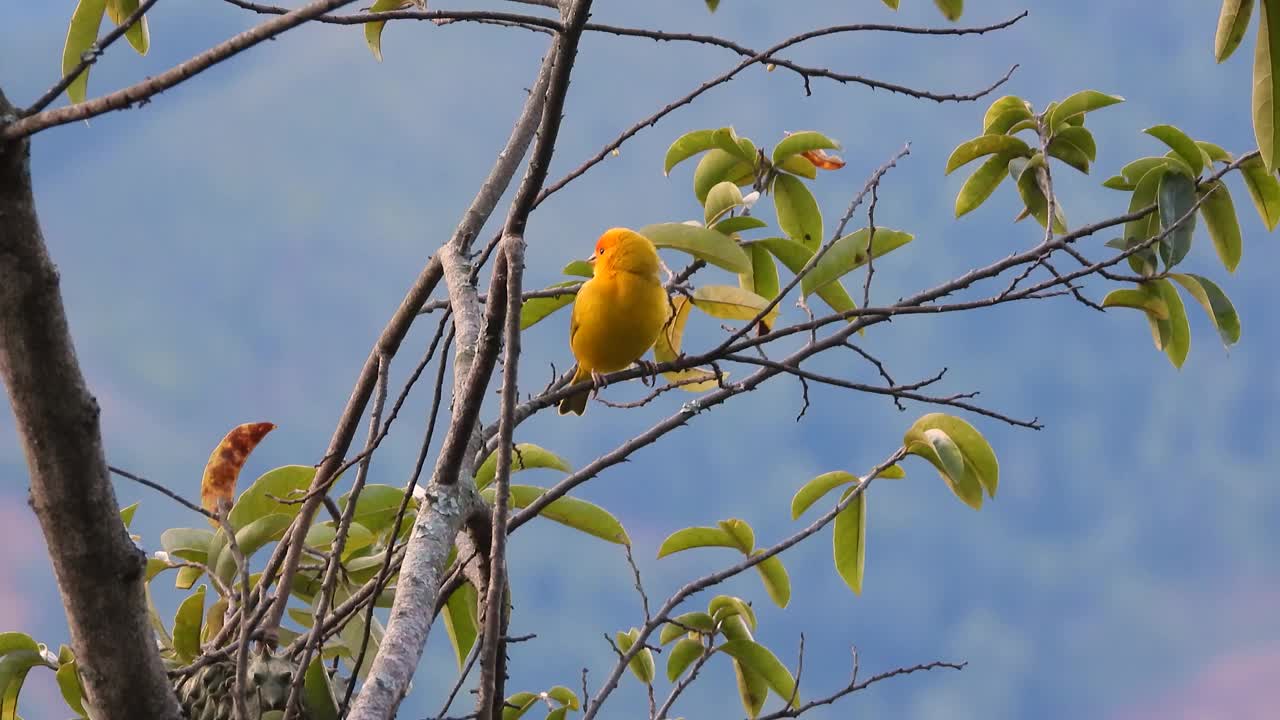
left=559, top=228, right=669, bottom=415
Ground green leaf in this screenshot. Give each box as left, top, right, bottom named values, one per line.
left=0, top=648, right=45, bottom=720
left=616, top=629, right=656, bottom=684
left=741, top=243, right=780, bottom=303
left=302, top=654, right=340, bottom=720
left=933, top=0, right=963, bottom=20
left=639, top=222, right=752, bottom=273
left=713, top=127, right=756, bottom=164
left=1102, top=288, right=1170, bottom=320
left=705, top=180, right=746, bottom=225
left=667, top=638, right=705, bottom=682
left=474, top=443, right=571, bottom=491
left=160, top=527, right=214, bottom=561
left=705, top=0, right=720, bottom=12
left=61, top=0, right=109, bottom=104
left=732, top=656, right=769, bottom=719
left=719, top=640, right=799, bottom=708
left=172, top=585, right=207, bottom=663
left=945, top=135, right=1031, bottom=174
left=1122, top=157, right=1177, bottom=184
left=956, top=153, right=1012, bottom=217
left=709, top=595, right=757, bottom=631
left=665, top=129, right=719, bottom=175
left=213, top=513, right=293, bottom=586
left=659, top=612, right=717, bottom=644
left=801, top=228, right=914, bottom=296
left=715, top=215, right=768, bottom=236
left=0, top=634, right=39, bottom=656
left=1256, top=0, right=1280, bottom=170
left=771, top=173, right=823, bottom=249
left=752, top=551, right=790, bottom=608
left=1218, top=0, right=1256, bottom=62
left=55, top=659, right=86, bottom=717
left=1145, top=125, right=1206, bottom=176
left=119, top=501, right=138, bottom=529
left=690, top=285, right=779, bottom=326
left=983, top=95, right=1033, bottom=135
left=881, top=0, right=900, bottom=9
left=694, top=149, right=754, bottom=204
left=771, top=131, right=840, bottom=165
left=904, top=413, right=998, bottom=509
left=757, top=237, right=860, bottom=321
left=1157, top=171, right=1198, bottom=268
left=1125, top=166, right=1167, bottom=275
left=790, top=470, right=856, bottom=519
left=519, top=281, right=579, bottom=330
left=1047, top=126, right=1097, bottom=173
left=441, top=582, right=478, bottom=670
left=562, top=259, right=594, bottom=278
left=1048, top=90, right=1124, bottom=128
left=1197, top=140, right=1234, bottom=163
left=106, top=0, right=149, bottom=55
left=833, top=488, right=867, bottom=594
left=1146, top=279, right=1192, bottom=367
left=1198, top=180, right=1244, bottom=272
left=718, top=518, right=754, bottom=552
left=487, top=485, right=630, bottom=545
left=776, top=154, right=817, bottom=179
left=229, top=465, right=317, bottom=529
left=658, top=526, right=738, bottom=557
left=1169, top=273, right=1241, bottom=347
left=337, top=484, right=418, bottom=537
left=174, top=564, right=204, bottom=590
left=1102, top=175, right=1135, bottom=191
left=1010, top=156, right=1067, bottom=233
left=364, top=0, right=413, bottom=62
left=547, top=686, right=580, bottom=710
left=502, top=692, right=539, bottom=720
left=1239, top=156, right=1280, bottom=229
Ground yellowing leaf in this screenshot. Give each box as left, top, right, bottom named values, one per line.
left=832, top=487, right=866, bottom=594
left=474, top=443, right=571, bottom=491
left=689, top=285, right=779, bottom=326
left=799, top=148, right=846, bottom=170
left=1256, top=0, right=1280, bottom=170
left=1102, top=287, right=1170, bottom=320
left=61, top=0, right=109, bottom=104
left=657, top=526, right=738, bottom=557
left=1218, top=0, right=1256, bottom=62
left=933, top=0, right=963, bottom=21
left=364, top=0, right=418, bottom=63
left=200, top=422, right=276, bottom=526
left=106, top=0, right=149, bottom=55
left=1239, top=156, right=1280, bottom=229
left=654, top=296, right=720, bottom=392
left=752, top=551, right=790, bottom=608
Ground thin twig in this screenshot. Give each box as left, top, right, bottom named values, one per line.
left=109, top=465, right=214, bottom=520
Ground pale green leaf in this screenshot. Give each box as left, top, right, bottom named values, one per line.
left=705, top=180, right=746, bottom=225
left=1102, top=288, right=1170, bottom=320
left=690, top=285, right=779, bottom=326
left=933, top=0, right=963, bottom=20
left=665, top=129, right=718, bottom=175
left=718, top=518, right=754, bottom=553
left=753, top=551, right=790, bottom=608
left=1255, top=0, right=1280, bottom=170
left=1145, top=124, right=1206, bottom=176
left=172, top=585, right=206, bottom=663
left=61, top=0, right=109, bottom=104
left=1169, top=273, right=1241, bottom=347
left=639, top=222, right=751, bottom=273
left=719, top=640, right=799, bottom=708
left=1198, top=180, right=1244, bottom=272
left=106, top=0, right=149, bottom=55
left=832, top=487, right=867, bottom=594
left=519, top=282, right=579, bottom=330
left=982, top=95, right=1033, bottom=135
left=364, top=0, right=414, bottom=62
left=442, top=582, right=478, bottom=670
left=303, top=654, right=340, bottom=720
left=1218, top=0, right=1256, bottom=62
left=715, top=215, right=768, bottom=236
left=667, top=637, right=705, bottom=682
left=956, top=153, right=1012, bottom=216
left=772, top=173, right=823, bottom=249
left=945, top=135, right=1030, bottom=174
left=771, top=131, right=840, bottom=165
left=474, top=443, right=571, bottom=491
left=658, top=526, right=738, bottom=557
left=1048, top=90, right=1124, bottom=128
left=1239, top=156, right=1280, bottom=229
left=694, top=149, right=754, bottom=204
left=487, top=484, right=630, bottom=545
left=801, top=228, right=913, bottom=296
left=616, top=629, right=656, bottom=684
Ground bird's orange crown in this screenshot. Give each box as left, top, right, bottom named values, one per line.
left=590, top=227, right=660, bottom=275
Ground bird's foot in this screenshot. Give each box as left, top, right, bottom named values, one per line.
left=589, top=370, right=608, bottom=398
left=634, top=359, right=660, bottom=387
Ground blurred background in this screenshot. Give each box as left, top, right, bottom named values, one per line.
left=1, top=1, right=1276, bottom=718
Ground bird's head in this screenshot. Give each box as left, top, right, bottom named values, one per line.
left=589, top=227, right=662, bottom=277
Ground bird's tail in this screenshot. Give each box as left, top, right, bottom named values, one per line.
left=558, top=365, right=591, bottom=416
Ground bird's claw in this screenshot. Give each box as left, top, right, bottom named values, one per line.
left=589, top=370, right=608, bottom=398
left=635, top=359, right=660, bottom=387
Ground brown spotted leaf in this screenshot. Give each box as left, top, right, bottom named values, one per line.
left=200, top=422, right=276, bottom=525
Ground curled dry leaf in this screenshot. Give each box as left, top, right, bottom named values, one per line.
left=799, top=148, right=846, bottom=170
left=200, top=422, right=277, bottom=525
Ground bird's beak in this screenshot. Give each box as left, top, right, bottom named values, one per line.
left=586, top=254, right=598, bottom=265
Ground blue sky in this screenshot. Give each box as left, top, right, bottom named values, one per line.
left=2, top=1, right=1277, bottom=718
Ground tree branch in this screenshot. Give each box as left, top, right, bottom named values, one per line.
left=0, top=87, right=182, bottom=719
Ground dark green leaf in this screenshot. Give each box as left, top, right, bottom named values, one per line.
left=1157, top=171, right=1198, bottom=268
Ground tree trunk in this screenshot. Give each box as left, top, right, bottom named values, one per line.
left=0, top=87, right=182, bottom=719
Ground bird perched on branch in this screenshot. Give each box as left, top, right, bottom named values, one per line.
left=559, top=227, right=668, bottom=415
